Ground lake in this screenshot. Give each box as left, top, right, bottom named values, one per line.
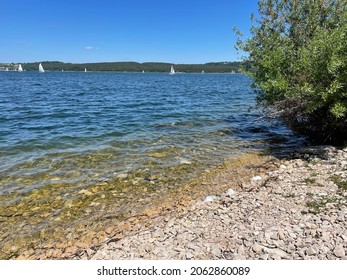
left=0, top=71, right=299, bottom=257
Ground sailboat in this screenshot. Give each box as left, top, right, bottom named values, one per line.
left=18, top=64, right=23, bottom=72
left=169, top=65, right=175, bottom=75
left=84, top=68, right=87, bottom=72
left=39, top=63, right=45, bottom=73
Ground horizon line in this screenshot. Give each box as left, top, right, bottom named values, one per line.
left=1, top=60, right=244, bottom=65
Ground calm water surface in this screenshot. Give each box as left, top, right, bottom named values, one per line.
left=0, top=71, right=300, bottom=256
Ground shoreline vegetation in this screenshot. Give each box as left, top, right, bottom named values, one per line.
left=234, top=0, right=347, bottom=145
left=0, top=61, right=246, bottom=73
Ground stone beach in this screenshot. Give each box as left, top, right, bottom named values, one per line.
left=68, top=145, right=347, bottom=260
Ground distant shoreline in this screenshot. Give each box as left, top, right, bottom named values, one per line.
left=0, top=70, right=242, bottom=74
left=0, top=61, right=247, bottom=73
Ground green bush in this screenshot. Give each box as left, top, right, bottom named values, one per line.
left=236, top=0, right=347, bottom=145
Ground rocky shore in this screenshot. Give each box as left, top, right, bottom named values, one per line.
left=73, top=145, right=347, bottom=260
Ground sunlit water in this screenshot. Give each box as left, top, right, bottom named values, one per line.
left=0, top=71, right=301, bottom=256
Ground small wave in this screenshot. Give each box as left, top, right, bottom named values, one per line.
left=154, top=120, right=208, bottom=129
left=213, top=128, right=237, bottom=136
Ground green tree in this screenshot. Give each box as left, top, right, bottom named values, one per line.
left=236, top=0, right=347, bottom=145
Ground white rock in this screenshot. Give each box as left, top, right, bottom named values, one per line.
left=251, top=176, right=262, bottom=181
left=211, top=246, right=222, bottom=257
left=186, top=251, right=194, bottom=259
left=271, top=253, right=282, bottom=260
left=333, top=246, right=346, bottom=258
left=267, top=170, right=278, bottom=176
left=268, top=248, right=290, bottom=258
left=259, top=254, right=269, bottom=260
left=180, top=159, right=192, bottom=165
left=306, top=246, right=318, bottom=256
left=225, top=188, right=236, bottom=197
left=200, top=195, right=217, bottom=204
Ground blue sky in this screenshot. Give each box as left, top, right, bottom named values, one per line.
left=1, top=0, right=258, bottom=63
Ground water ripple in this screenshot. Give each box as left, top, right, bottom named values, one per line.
left=0, top=72, right=301, bottom=195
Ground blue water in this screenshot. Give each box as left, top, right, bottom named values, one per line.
left=0, top=72, right=298, bottom=196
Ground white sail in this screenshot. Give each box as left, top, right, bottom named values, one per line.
left=39, top=63, right=45, bottom=73
left=169, top=65, right=175, bottom=75
left=18, top=64, right=23, bottom=72
left=84, top=68, right=87, bottom=72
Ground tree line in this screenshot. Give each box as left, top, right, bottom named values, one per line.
left=16, top=61, right=243, bottom=73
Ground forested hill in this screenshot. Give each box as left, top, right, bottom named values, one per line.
left=13, top=61, right=246, bottom=73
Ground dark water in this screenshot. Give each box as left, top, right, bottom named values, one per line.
left=0, top=71, right=301, bottom=256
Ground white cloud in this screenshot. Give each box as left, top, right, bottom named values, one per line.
left=84, top=46, right=99, bottom=50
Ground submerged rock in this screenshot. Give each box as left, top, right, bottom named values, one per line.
left=179, top=159, right=192, bottom=165
left=148, top=152, right=167, bottom=158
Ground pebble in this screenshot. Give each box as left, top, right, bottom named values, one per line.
left=252, top=243, right=263, bottom=254
left=68, top=146, right=347, bottom=261
left=211, top=246, right=222, bottom=257
left=251, top=176, right=262, bottom=181
left=259, top=254, right=269, bottom=260
left=306, top=246, right=318, bottom=256
left=180, top=159, right=192, bottom=165
left=333, top=246, right=345, bottom=258
left=200, top=195, right=217, bottom=204
left=278, top=230, right=285, bottom=240
left=116, top=174, right=128, bottom=179
left=225, top=189, right=236, bottom=197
